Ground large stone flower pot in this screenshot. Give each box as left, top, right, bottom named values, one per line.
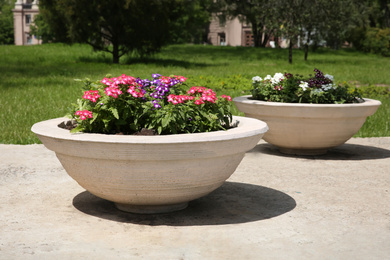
left=31, top=116, right=268, bottom=214
left=234, top=95, right=381, bottom=155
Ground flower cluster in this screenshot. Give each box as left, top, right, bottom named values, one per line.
left=82, top=90, right=101, bottom=102
left=167, top=86, right=232, bottom=106
left=251, top=68, right=362, bottom=104
left=75, top=110, right=93, bottom=120
left=70, top=74, right=233, bottom=135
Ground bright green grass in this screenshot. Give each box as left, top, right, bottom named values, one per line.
left=1, top=43, right=389, bottom=144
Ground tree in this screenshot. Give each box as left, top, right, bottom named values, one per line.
left=277, top=0, right=307, bottom=63
left=364, top=0, right=390, bottom=28
left=316, top=0, right=357, bottom=50
left=38, top=0, right=199, bottom=63
left=379, top=0, right=390, bottom=28
left=30, top=13, right=62, bottom=43
left=346, top=0, right=390, bottom=56
left=169, top=0, right=213, bottom=44
left=0, top=0, right=15, bottom=45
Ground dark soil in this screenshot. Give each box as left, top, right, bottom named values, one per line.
left=58, top=120, right=157, bottom=136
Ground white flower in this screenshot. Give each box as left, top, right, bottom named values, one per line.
left=322, top=84, right=333, bottom=91
left=299, top=81, right=309, bottom=91
left=312, top=88, right=324, bottom=94
left=252, top=76, right=262, bottom=83
left=271, top=73, right=284, bottom=85
left=324, top=74, right=334, bottom=81
left=322, top=83, right=337, bottom=91
left=264, top=75, right=272, bottom=81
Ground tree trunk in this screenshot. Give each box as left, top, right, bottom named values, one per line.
left=251, top=20, right=260, bottom=47
left=304, top=43, right=309, bottom=61
left=380, top=0, right=390, bottom=28
left=261, top=32, right=269, bottom=48
left=113, top=42, right=119, bottom=64
left=289, top=41, right=293, bottom=64
left=304, top=30, right=311, bottom=61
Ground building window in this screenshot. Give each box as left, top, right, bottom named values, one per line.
left=26, top=35, right=33, bottom=44
left=26, top=14, right=32, bottom=25
left=218, top=33, right=226, bottom=46
left=244, top=31, right=254, bottom=47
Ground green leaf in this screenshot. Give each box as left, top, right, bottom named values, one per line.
left=70, top=125, right=84, bottom=133
left=109, top=107, right=119, bottom=119
left=162, top=115, right=170, bottom=128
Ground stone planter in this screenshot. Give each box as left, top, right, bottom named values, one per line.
left=31, top=116, right=268, bottom=214
left=234, top=95, right=381, bottom=155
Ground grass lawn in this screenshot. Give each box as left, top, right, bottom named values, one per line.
left=0, top=43, right=389, bottom=144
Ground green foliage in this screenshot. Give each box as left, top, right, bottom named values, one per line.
left=70, top=75, right=233, bottom=135
left=169, top=0, right=213, bottom=44
left=0, top=0, right=15, bottom=45
left=358, top=85, right=390, bottom=98
left=354, top=86, right=390, bottom=137
left=251, top=69, right=362, bottom=104
left=349, top=27, right=390, bottom=56
left=38, top=0, right=212, bottom=63
left=29, top=14, right=56, bottom=43
left=363, top=28, right=390, bottom=56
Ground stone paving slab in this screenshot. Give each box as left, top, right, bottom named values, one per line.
left=0, top=138, right=389, bottom=259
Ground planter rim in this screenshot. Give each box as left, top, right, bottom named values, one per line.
left=233, top=95, right=381, bottom=108
left=31, top=116, right=268, bottom=144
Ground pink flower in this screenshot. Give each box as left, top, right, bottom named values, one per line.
left=83, top=90, right=101, bottom=102
left=168, top=94, right=188, bottom=104
left=120, top=74, right=136, bottom=85
left=175, top=75, right=187, bottom=82
left=101, top=74, right=136, bottom=89
left=75, top=110, right=93, bottom=120
left=194, top=99, right=204, bottom=105
left=127, top=85, right=144, bottom=98
left=105, top=86, right=122, bottom=98
left=101, top=77, right=112, bottom=86
left=221, top=95, right=232, bottom=101
left=160, top=76, right=170, bottom=84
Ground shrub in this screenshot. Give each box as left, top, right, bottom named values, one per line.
left=349, top=27, right=390, bottom=56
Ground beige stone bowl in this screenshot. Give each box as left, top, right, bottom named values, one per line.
left=32, top=116, right=268, bottom=214
left=234, top=95, right=381, bottom=155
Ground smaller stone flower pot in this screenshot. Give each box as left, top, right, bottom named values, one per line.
left=32, top=116, right=268, bottom=214
left=234, top=95, right=381, bottom=155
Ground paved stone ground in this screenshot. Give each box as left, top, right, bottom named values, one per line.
left=1, top=138, right=389, bottom=259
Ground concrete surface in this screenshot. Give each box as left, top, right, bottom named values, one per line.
left=1, top=138, right=389, bottom=259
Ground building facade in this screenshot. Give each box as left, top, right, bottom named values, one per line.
left=13, top=0, right=40, bottom=46
left=207, top=14, right=289, bottom=48
left=208, top=14, right=254, bottom=47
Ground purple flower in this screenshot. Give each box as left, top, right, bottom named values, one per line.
left=142, top=79, right=151, bottom=86
left=152, top=73, right=161, bottom=79
left=135, top=77, right=143, bottom=85
left=151, top=100, right=161, bottom=108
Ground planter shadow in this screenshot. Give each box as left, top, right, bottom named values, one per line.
left=250, top=142, right=390, bottom=161
left=72, top=181, right=296, bottom=226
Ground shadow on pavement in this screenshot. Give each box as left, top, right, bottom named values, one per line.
left=72, top=182, right=296, bottom=226
left=250, top=142, right=390, bottom=160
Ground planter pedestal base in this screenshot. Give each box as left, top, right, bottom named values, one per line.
left=115, top=202, right=188, bottom=214
left=279, top=147, right=328, bottom=156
